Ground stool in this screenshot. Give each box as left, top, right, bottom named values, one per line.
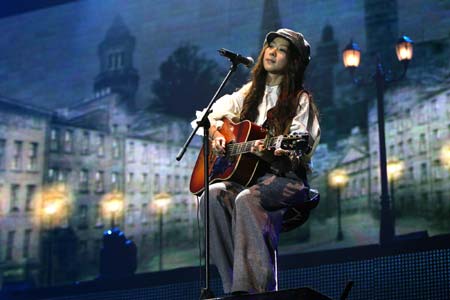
left=274, top=188, right=320, bottom=291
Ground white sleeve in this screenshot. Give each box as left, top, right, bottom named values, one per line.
left=290, top=92, right=321, bottom=159
left=191, top=82, right=251, bottom=135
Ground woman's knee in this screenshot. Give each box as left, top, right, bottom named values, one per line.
left=200, top=182, right=227, bottom=204
left=234, top=189, right=261, bottom=211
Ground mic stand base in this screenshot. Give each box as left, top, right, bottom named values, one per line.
left=200, top=288, right=216, bottom=299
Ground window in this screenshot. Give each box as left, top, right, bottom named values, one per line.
left=111, top=172, right=120, bottom=191
left=431, top=99, right=439, bottom=115
left=97, top=134, right=105, bottom=157
left=56, top=169, right=70, bottom=191
left=28, top=143, right=38, bottom=171
left=167, top=174, right=173, bottom=192
left=183, top=175, right=189, bottom=188
left=10, top=184, right=20, bottom=212
left=141, top=173, right=148, bottom=193
left=63, top=130, right=74, bottom=153
left=417, top=105, right=426, bottom=123
left=79, top=205, right=88, bottom=228
left=23, top=229, right=32, bottom=259
left=389, top=144, right=395, bottom=157
left=408, top=166, right=414, bottom=181
left=81, top=131, right=90, bottom=155
left=95, top=171, right=104, bottom=193
left=80, top=169, right=89, bottom=192
left=175, top=175, right=180, bottom=193
left=397, top=141, right=404, bottom=157
left=127, top=172, right=134, bottom=193
left=57, top=169, right=65, bottom=183
left=433, top=159, right=442, bottom=179
left=112, top=124, right=118, bottom=134
left=6, top=231, right=15, bottom=260
left=420, top=163, right=428, bottom=183
left=419, top=133, right=426, bottom=154
left=12, top=141, right=22, bottom=170
left=154, top=173, right=160, bottom=193
left=48, top=168, right=56, bottom=183
left=126, top=204, right=135, bottom=225
left=406, top=138, right=413, bottom=158
left=360, top=177, right=367, bottom=195
left=108, top=52, right=125, bottom=70
left=0, top=139, right=6, bottom=169
left=50, top=128, right=59, bottom=151
left=112, top=138, right=120, bottom=158
left=25, top=185, right=36, bottom=211
left=94, top=204, right=103, bottom=227
left=141, top=203, right=148, bottom=224
left=142, top=143, right=148, bottom=164
left=127, top=142, right=135, bottom=162
left=372, top=176, right=379, bottom=192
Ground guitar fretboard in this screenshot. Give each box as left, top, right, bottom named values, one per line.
left=226, top=135, right=302, bottom=156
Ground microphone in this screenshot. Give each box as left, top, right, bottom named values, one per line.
left=218, top=48, right=254, bottom=68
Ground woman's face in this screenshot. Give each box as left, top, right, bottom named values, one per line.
left=263, top=37, right=290, bottom=74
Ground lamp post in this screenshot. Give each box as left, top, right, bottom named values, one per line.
left=102, top=192, right=124, bottom=229
left=41, top=188, right=68, bottom=286
left=328, top=169, right=349, bottom=241
left=43, top=202, right=57, bottom=286
left=153, top=192, right=172, bottom=271
left=342, top=35, right=413, bottom=244
left=387, top=158, right=404, bottom=222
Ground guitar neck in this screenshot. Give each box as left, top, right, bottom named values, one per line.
left=226, top=137, right=277, bottom=156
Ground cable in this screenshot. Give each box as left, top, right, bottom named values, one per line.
left=196, top=195, right=204, bottom=289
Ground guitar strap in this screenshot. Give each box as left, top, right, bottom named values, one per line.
left=283, top=90, right=309, bottom=135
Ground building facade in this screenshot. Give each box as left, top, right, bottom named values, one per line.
left=0, top=98, right=51, bottom=286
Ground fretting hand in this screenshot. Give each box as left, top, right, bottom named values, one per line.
left=251, top=140, right=288, bottom=156
left=251, top=140, right=266, bottom=153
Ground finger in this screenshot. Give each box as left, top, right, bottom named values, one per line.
left=253, top=141, right=264, bottom=151
left=274, top=149, right=287, bottom=156
left=212, top=141, right=221, bottom=152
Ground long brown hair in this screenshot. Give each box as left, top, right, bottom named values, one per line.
left=240, top=41, right=318, bottom=135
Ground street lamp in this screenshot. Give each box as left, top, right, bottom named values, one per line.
left=387, top=158, right=404, bottom=222
left=440, top=143, right=450, bottom=171
left=342, top=35, right=414, bottom=244
left=328, top=169, right=349, bottom=241
left=102, top=192, right=124, bottom=228
left=153, top=192, right=172, bottom=271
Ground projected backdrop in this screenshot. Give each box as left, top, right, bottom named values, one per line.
left=0, top=0, right=449, bottom=287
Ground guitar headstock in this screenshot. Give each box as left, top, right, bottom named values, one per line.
left=276, top=132, right=310, bottom=152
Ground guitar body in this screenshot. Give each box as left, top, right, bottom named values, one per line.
left=190, top=118, right=268, bottom=195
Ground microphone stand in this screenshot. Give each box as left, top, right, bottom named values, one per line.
left=176, top=60, right=239, bottom=299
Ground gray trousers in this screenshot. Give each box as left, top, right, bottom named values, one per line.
left=200, top=173, right=308, bottom=294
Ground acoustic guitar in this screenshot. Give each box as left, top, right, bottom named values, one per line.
left=189, top=118, right=309, bottom=195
